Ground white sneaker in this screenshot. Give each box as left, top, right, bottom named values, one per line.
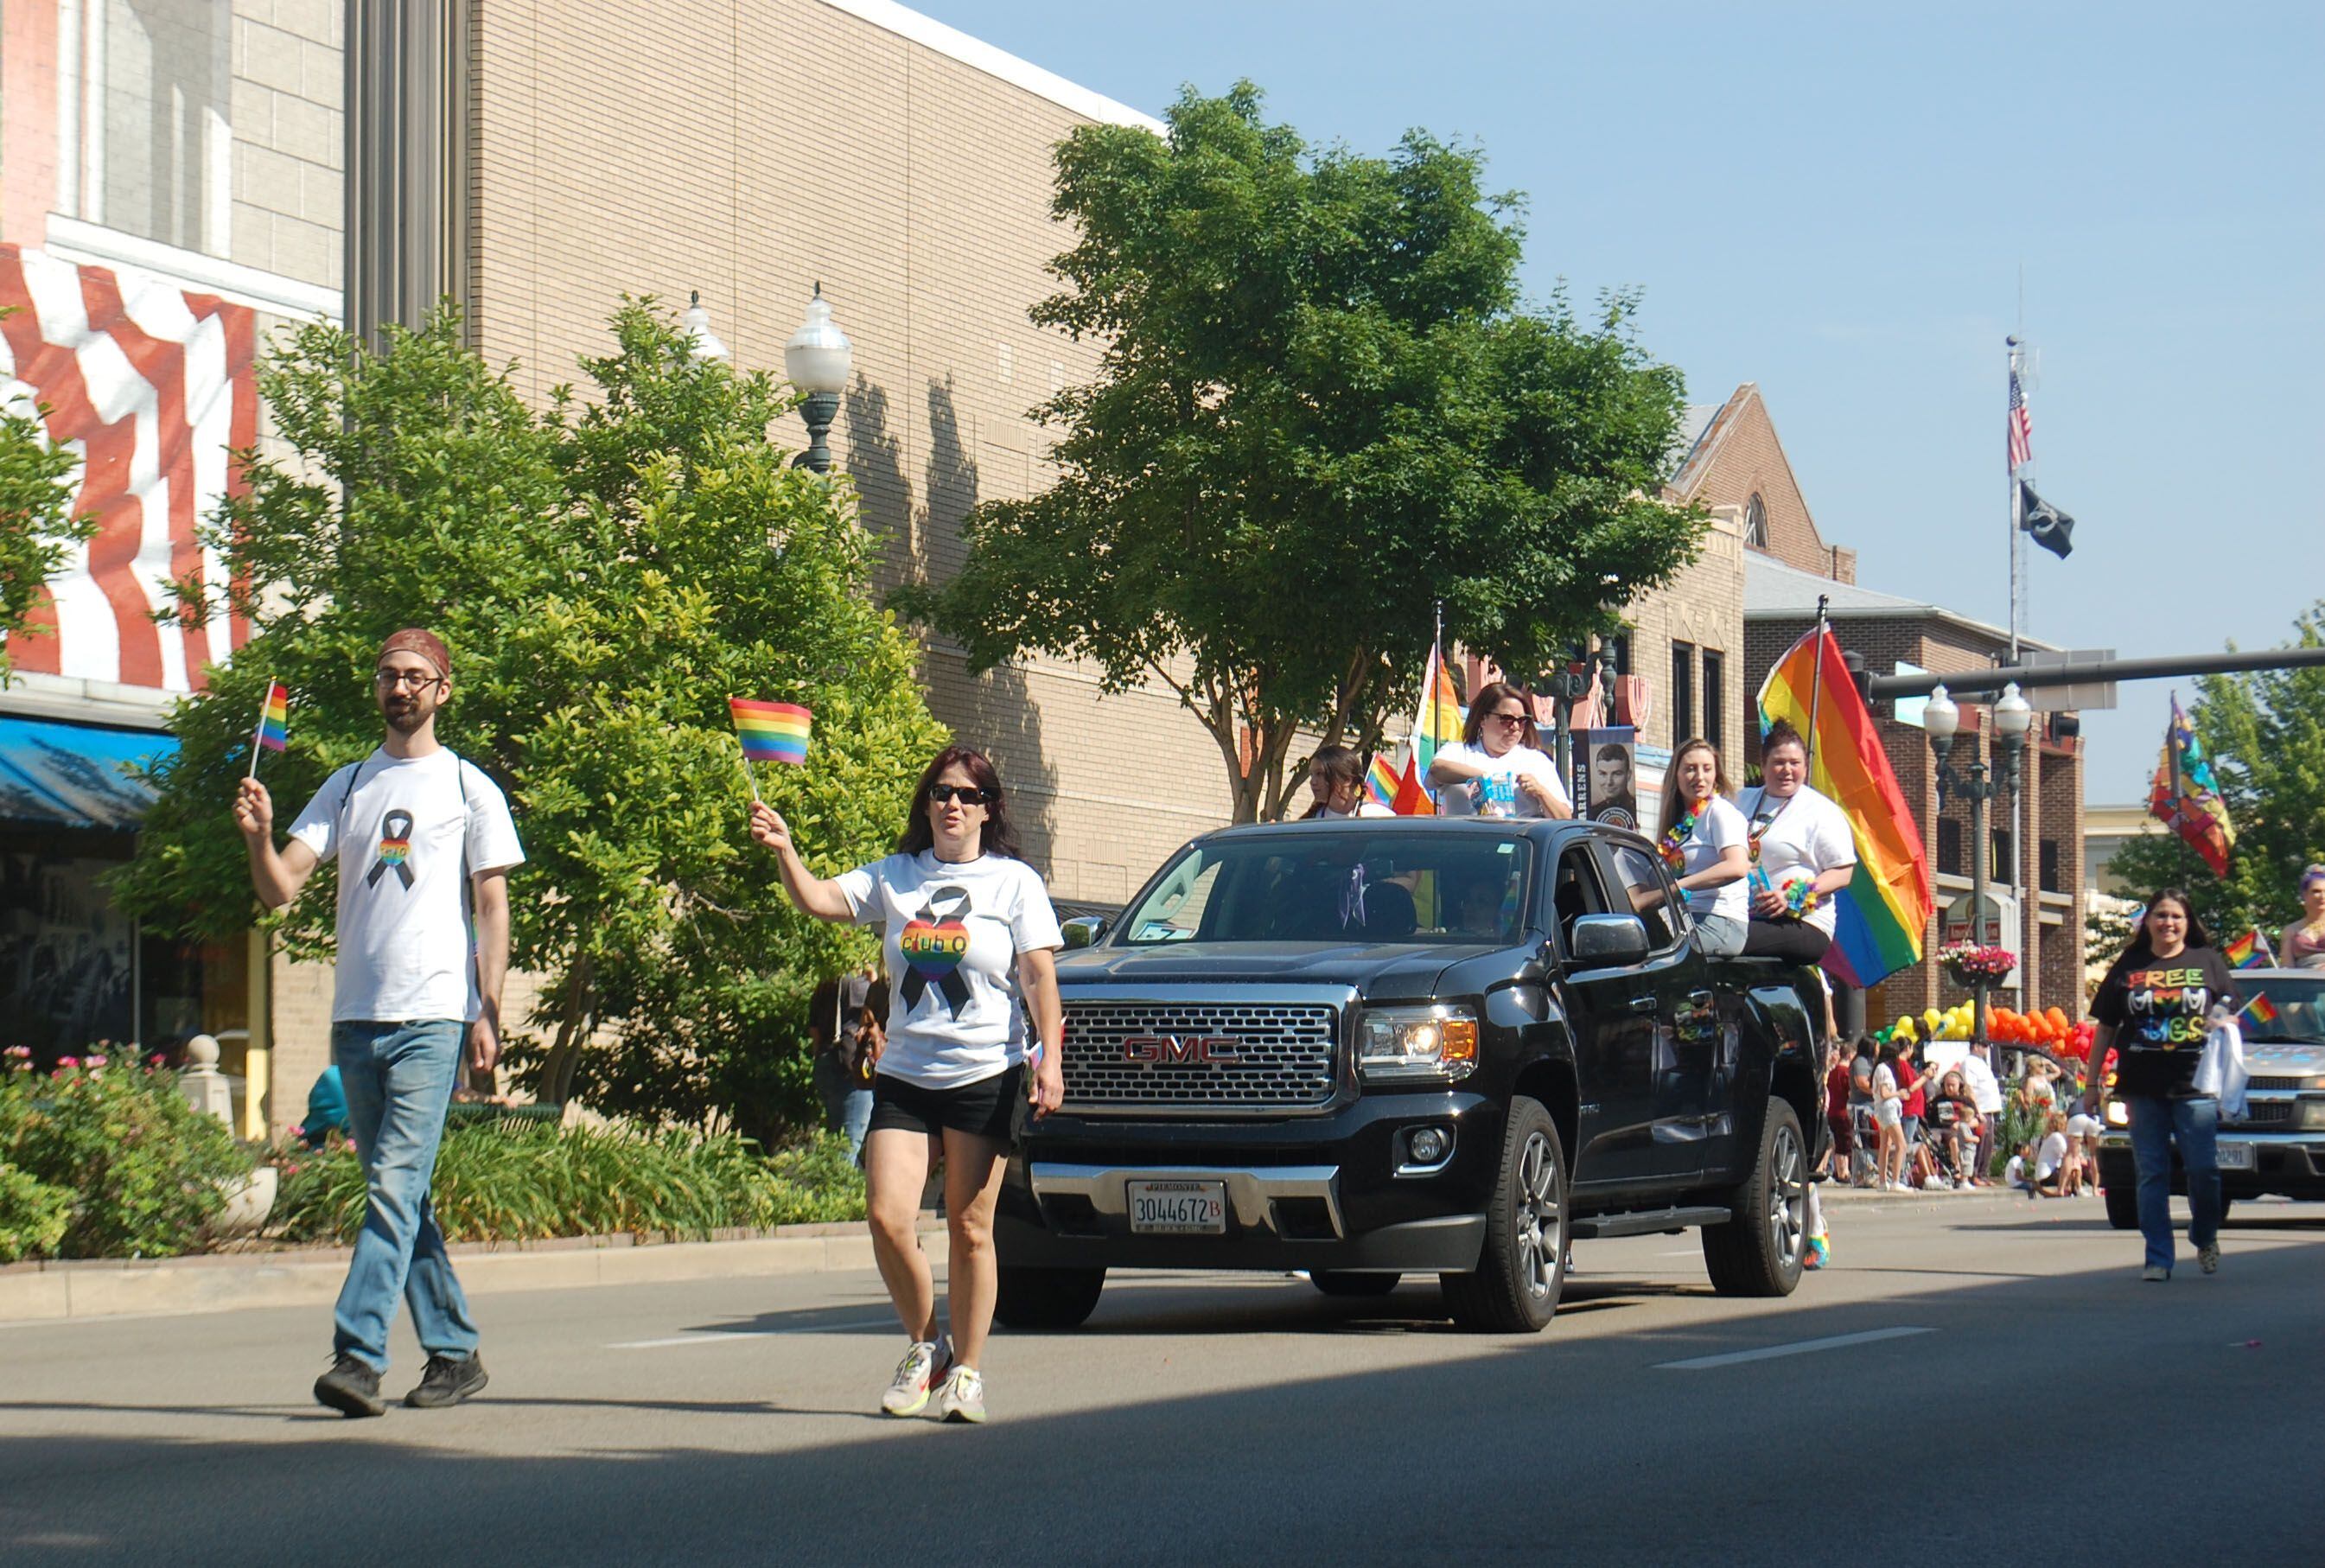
left=2140, top=1265, right=2169, bottom=1283
left=1954, top=1177, right=1972, bottom=1190
left=934, top=1365, right=986, bottom=1425
left=880, top=1341, right=940, bottom=1417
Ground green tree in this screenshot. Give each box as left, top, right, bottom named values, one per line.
left=114, top=303, right=944, bottom=1138
left=0, top=316, right=87, bottom=680
left=895, top=84, right=1704, bottom=821
left=2099, top=605, right=2325, bottom=952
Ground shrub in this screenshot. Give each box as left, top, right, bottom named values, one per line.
left=0, top=1050, right=257, bottom=1259
left=0, top=1161, right=74, bottom=1263
left=271, top=1122, right=863, bottom=1246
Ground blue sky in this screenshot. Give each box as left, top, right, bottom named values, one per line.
left=914, top=0, right=2324, bottom=800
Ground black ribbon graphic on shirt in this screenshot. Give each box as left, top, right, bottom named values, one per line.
left=366, top=809, right=416, bottom=889
left=899, top=885, right=977, bottom=1017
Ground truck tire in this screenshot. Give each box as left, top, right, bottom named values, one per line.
left=1310, top=1271, right=1400, bottom=1297
left=993, top=1265, right=1106, bottom=1329
left=1703, top=1097, right=1807, bottom=1297
left=1440, top=1097, right=1566, bottom=1334
left=2103, top=1182, right=2138, bottom=1230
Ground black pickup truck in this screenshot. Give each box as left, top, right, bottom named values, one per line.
left=992, top=816, right=1830, bottom=1333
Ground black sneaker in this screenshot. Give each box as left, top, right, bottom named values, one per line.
left=404, top=1353, right=489, bottom=1409
left=314, top=1354, right=386, bottom=1418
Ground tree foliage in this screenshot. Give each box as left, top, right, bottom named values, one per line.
left=0, top=317, right=88, bottom=679
left=2099, top=604, right=2325, bottom=955
left=113, top=304, right=945, bottom=1138
left=896, top=84, right=1704, bottom=820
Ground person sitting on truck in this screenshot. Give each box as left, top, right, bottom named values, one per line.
left=1301, top=745, right=1392, bottom=819
left=1427, top=682, right=1571, bottom=819
left=1655, top=737, right=1750, bottom=957
left=2278, top=864, right=2325, bottom=969
left=1734, top=718, right=1856, bottom=966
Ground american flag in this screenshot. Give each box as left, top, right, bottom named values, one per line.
left=2007, top=365, right=2032, bottom=472
left=0, top=245, right=256, bottom=693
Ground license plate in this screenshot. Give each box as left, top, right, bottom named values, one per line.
left=2217, top=1141, right=2256, bottom=1171
left=1128, top=1179, right=1227, bottom=1234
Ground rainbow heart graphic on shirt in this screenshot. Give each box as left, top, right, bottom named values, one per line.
left=900, top=918, right=970, bottom=977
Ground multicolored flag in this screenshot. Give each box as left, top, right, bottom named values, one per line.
left=2146, top=696, right=2233, bottom=877
left=1408, top=642, right=1463, bottom=775
left=1756, top=627, right=1935, bottom=988
left=255, top=683, right=290, bottom=752
left=729, top=698, right=812, bottom=765
left=2223, top=928, right=2271, bottom=970
left=2242, top=993, right=2279, bottom=1029
left=2008, top=365, right=2033, bottom=472
left=1363, top=754, right=1400, bottom=812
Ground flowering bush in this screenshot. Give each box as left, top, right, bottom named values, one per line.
left=1937, top=942, right=2017, bottom=983
left=0, top=1049, right=255, bottom=1259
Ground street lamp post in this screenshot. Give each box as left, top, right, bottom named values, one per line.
left=1923, top=682, right=2034, bottom=1049
left=783, top=283, right=852, bottom=473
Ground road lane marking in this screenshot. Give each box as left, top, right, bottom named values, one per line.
left=609, top=1317, right=895, bottom=1349
left=1654, top=1326, right=1934, bottom=1370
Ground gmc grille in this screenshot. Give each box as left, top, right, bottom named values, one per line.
left=1061, top=1000, right=1339, bottom=1112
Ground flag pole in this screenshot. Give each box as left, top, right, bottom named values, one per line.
left=245, top=686, right=271, bottom=782
left=1429, top=599, right=1443, bottom=813
left=737, top=736, right=762, bottom=805
left=1803, top=595, right=1830, bottom=780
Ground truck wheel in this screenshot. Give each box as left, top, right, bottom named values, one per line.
left=993, top=1265, right=1105, bottom=1329
left=1703, top=1097, right=1807, bottom=1297
left=2103, top=1182, right=2138, bottom=1231
left=1440, top=1097, right=1566, bottom=1334
left=1310, top=1271, right=1400, bottom=1297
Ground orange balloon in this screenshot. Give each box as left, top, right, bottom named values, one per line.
left=2047, top=1006, right=2069, bottom=1029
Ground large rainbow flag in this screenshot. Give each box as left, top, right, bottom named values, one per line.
left=1384, top=643, right=1463, bottom=815
left=1756, top=628, right=1933, bottom=988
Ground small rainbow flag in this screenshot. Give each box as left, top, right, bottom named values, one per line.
left=2224, top=928, right=2271, bottom=969
left=730, top=698, right=812, bottom=765
left=2241, top=993, right=2278, bottom=1028
left=256, top=683, right=290, bottom=752
left=1364, top=755, right=1400, bottom=811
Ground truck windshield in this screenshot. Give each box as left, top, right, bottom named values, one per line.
left=2245, top=976, right=2325, bottom=1043
left=1118, top=831, right=1533, bottom=947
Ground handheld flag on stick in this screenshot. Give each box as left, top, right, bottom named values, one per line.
left=247, top=682, right=290, bottom=779
left=2146, top=695, right=2233, bottom=877
left=730, top=698, right=812, bottom=803
left=1363, top=754, right=1400, bottom=813
left=2223, top=928, right=2272, bottom=970
left=2242, top=993, right=2279, bottom=1029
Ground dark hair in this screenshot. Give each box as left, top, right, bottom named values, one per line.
left=1852, top=1034, right=1879, bottom=1059
left=1876, top=1042, right=1901, bottom=1070
left=1761, top=717, right=1807, bottom=763
left=896, top=745, right=1025, bottom=861
left=1656, top=738, right=1734, bottom=843
left=1301, top=744, right=1369, bottom=819
left=2112, top=887, right=2214, bottom=971
left=1462, top=681, right=1537, bottom=749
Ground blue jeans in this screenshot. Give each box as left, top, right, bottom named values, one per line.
left=814, top=1051, right=876, bottom=1157
left=332, top=1020, right=478, bottom=1371
left=2124, top=1093, right=2221, bottom=1272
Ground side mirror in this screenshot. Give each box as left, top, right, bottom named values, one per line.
left=1061, top=915, right=1109, bottom=951
left=1567, top=913, right=1651, bottom=968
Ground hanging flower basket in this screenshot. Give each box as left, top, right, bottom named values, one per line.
left=1938, top=941, right=2016, bottom=989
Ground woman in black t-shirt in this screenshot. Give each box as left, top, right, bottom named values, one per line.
left=2086, top=889, right=2239, bottom=1282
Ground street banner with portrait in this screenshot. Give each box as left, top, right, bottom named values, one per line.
left=1570, top=727, right=1640, bottom=832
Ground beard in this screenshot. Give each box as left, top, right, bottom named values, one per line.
left=383, top=698, right=427, bottom=735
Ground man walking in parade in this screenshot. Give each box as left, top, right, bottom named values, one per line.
left=233, top=630, right=524, bottom=1417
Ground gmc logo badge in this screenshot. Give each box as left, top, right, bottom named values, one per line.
left=1121, top=1034, right=1243, bottom=1065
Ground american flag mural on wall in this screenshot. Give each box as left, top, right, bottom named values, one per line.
left=0, top=244, right=257, bottom=692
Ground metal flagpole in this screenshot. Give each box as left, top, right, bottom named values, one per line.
left=1428, top=600, right=1443, bottom=813
left=1804, top=595, right=1830, bottom=777
left=2004, top=335, right=2028, bottom=999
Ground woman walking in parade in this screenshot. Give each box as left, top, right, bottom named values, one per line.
left=751, top=744, right=1066, bottom=1420
left=1655, top=737, right=1750, bottom=956
left=2085, top=889, right=2239, bottom=1280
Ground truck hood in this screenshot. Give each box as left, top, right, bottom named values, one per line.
left=2245, top=1042, right=2325, bottom=1080
left=1055, top=941, right=1498, bottom=1004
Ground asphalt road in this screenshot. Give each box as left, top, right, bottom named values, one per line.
left=3, top=1193, right=2320, bottom=1565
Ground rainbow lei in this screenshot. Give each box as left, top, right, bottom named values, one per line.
left=1783, top=879, right=1821, bottom=918
left=1659, top=798, right=1707, bottom=875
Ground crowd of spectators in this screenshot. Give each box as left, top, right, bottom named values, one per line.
left=1819, top=1034, right=2091, bottom=1195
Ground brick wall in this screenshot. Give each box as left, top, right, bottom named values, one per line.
left=227, top=0, right=343, bottom=290
left=1620, top=507, right=1745, bottom=755
left=1675, top=386, right=1854, bottom=585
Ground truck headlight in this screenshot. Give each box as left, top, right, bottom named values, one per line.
left=2104, top=1100, right=2129, bottom=1128
left=1358, top=1004, right=1479, bottom=1083
left=2294, top=1100, right=2325, bottom=1131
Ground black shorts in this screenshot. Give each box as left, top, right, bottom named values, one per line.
left=867, top=1064, right=1022, bottom=1143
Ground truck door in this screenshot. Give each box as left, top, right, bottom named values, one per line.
left=1601, top=840, right=1719, bottom=1182
left=1557, top=841, right=1696, bottom=1193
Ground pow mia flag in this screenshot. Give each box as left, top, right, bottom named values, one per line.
left=2019, top=481, right=2075, bottom=559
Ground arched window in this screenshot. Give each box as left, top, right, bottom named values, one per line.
left=1744, top=494, right=1769, bottom=549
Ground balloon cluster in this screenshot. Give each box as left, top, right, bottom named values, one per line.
left=1874, top=1003, right=2096, bottom=1058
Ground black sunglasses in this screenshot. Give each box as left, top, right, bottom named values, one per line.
left=927, top=784, right=996, bottom=806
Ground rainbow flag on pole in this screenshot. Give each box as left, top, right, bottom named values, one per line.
left=1756, top=627, right=1934, bottom=988
left=1363, top=754, right=1401, bottom=812
left=730, top=698, right=812, bottom=764
left=255, top=683, right=290, bottom=752
left=2223, top=928, right=2271, bottom=970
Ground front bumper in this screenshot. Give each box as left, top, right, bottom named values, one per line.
left=995, top=1090, right=1500, bottom=1273
left=2097, top=1128, right=2325, bottom=1199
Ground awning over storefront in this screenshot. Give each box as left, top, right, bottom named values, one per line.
left=0, top=716, right=177, bottom=829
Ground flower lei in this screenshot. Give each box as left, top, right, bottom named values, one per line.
left=1658, top=798, right=1706, bottom=875
left=1782, top=879, right=1821, bottom=918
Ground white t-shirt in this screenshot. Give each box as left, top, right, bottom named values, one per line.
left=1961, top=1051, right=2005, bottom=1115
left=2066, top=1112, right=2101, bottom=1139
left=1433, top=741, right=1569, bottom=819
left=1736, top=784, right=1857, bottom=936
left=288, top=748, right=523, bottom=1023
left=1673, top=795, right=1750, bottom=922
left=836, top=851, right=1064, bottom=1090
left=2005, top=1154, right=2028, bottom=1186
left=1315, top=801, right=1392, bottom=819
left=2035, top=1130, right=2069, bottom=1181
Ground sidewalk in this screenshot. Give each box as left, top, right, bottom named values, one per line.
left=0, top=1215, right=946, bottom=1327
left=1819, top=1180, right=2078, bottom=1208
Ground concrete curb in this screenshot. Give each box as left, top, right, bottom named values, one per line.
left=0, top=1217, right=946, bottom=1327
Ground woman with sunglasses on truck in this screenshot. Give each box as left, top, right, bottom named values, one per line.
left=750, top=744, right=1065, bottom=1424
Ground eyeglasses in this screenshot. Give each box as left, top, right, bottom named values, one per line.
left=927, top=784, right=995, bottom=806
left=1486, top=711, right=1530, bottom=729
left=374, top=669, right=443, bottom=691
